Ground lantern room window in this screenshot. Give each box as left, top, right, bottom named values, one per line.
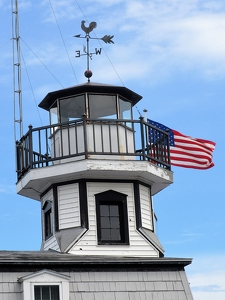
left=59, top=95, right=85, bottom=122
left=49, top=94, right=86, bottom=125
left=119, top=97, right=132, bottom=120
left=49, top=93, right=133, bottom=124
left=89, top=94, right=117, bottom=119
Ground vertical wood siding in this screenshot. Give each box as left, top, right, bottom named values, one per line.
left=58, top=183, right=80, bottom=230
left=140, top=184, right=153, bottom=231
left=69, top=182, right=159, bottom=257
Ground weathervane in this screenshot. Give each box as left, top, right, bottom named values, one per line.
left=74, top=20, right=114, bottom=82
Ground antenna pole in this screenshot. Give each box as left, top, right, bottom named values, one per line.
left=11, top=0, right=23, bottom=141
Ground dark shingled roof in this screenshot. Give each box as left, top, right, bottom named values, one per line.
left=38, top=82, right=143, bottom=111
left=0, top=250, right=192, bottom=272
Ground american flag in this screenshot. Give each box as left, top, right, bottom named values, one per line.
left=147, top=119, right=216, bottom=170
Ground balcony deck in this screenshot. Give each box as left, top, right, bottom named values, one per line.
left=15, top=117, right=172, bottom=199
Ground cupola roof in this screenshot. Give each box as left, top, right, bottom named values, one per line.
left=39, top=82, right=142, bottom=111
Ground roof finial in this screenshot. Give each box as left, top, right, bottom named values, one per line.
left=74, top=20, right=114, bottom=82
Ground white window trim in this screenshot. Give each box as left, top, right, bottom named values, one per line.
left=18, top=269, right=70, bottom=300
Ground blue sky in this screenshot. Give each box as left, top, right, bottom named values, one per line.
left=0, top=0, right=225, bottom=299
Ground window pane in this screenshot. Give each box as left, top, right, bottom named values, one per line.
left=110, top=217, right=120, bottom=228
left=59, top=95, right=85, bottom=122
left=110, top=205, right=119, bottom=216
left=101, top=216, right=110, bottom=228
left=42, top=286, right=49, bottom=300
left=45, top=209, right=53, bottom=238
left=101, top=228, right=110, bottom=240
left=34, top=286, right=41, bottom=300
left=51, top=286, right=60, bottom=300
left=119, top=98, right=132, bottom=120
left=100, top=205, right=109, bottom=216
left=34, top=286, right=59, bottom=300
left=89, top=94, right=117, bottom=119
left=111, top=229, right=121, bottom=240
left=99, top=203, right=122, bottom=242
left=50, top=106, right=58, bottom=125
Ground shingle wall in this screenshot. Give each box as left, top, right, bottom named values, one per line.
left=0, top=269, right=193, bottom=300
left=68, top=270, right=193, bottom=300
left=0, top=272, right=26, bottom=300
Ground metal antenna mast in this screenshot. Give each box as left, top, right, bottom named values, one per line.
left=11, top=0, right=23, bottom=141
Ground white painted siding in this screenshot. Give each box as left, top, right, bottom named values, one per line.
left=58, top=183, right=80, bottom=230
left=69, top=182, right=159, bottom=257
left=140, top=184, right=153, bottom=231
left=43, top=235, right=60, bottom=251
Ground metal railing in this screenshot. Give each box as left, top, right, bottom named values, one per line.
left=16, top=116, right=171, bottom=181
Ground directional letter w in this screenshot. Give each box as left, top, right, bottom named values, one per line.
left=95, top=48, right=102, bottom=55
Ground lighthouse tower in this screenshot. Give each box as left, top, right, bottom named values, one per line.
left=15, top=22, right=175, bottom=258
left=15, top=21, right=176, bottom=258
left=16, top=79, right=173, bottom=257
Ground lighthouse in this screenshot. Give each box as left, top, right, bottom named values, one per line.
left=3, top=21, right=194, bottom=300
left=16, top=79, right=173, bottom=256
left=16, top=22, right=173, bottom=257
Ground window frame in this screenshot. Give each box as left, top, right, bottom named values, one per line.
left=18, top=269, right=70, bottom=300
left=95, top=190, right=129, bottom=245
left=34, top=284, right=60, bottom=300
left=42, top=200, right=53, bottom=240
left=88, top=93, right=118, bottom=119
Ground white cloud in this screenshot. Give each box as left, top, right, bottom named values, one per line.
left=12, top=0, right=225, bottom=87
left=93, top=0, right=225, bottom=81
left=187, top=254, right=225, bottom=300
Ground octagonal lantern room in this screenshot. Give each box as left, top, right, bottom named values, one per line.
left=39, top=82, right=143, bottom=162
left=39, top=82, right=142, bottom=115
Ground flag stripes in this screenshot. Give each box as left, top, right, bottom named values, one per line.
left=147, top=119, right=216, bottom=170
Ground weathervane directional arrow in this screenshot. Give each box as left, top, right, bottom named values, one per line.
left=102, top=35, right=114, bottom=44
left=74, top=20, right=114, bottom=82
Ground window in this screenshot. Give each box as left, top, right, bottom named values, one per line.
left=34, top=285, right=59, bottom=300
left=18, top=269, right=70, bottom=300
left=119, top=97, right=132, bottom=128
left=43, top=201, right=53, bottom=240
left=95, top=190, right=129, bottom=245
left=119, top=98, right=132, bottom=120
left=89, top=94, right=117, bottom=119
left=59, top=95, right=86, bottom=122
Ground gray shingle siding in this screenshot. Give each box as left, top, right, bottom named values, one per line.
left=0, top=270, right=193, bottom=300
left=0, top=252, right=194, bottom=300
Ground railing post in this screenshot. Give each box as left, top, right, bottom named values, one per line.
left=28, top=124, right=33, bottom=169
left=82, top=114, right=88, bottom=159
left=16, top=140, right=21, bottom=179
left=166, top=129, right=171, bottom=169
left=139, top=116, right=146, bottom=160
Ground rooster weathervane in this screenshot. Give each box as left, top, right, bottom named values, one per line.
left=74, top=20, right=114, bottom=82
